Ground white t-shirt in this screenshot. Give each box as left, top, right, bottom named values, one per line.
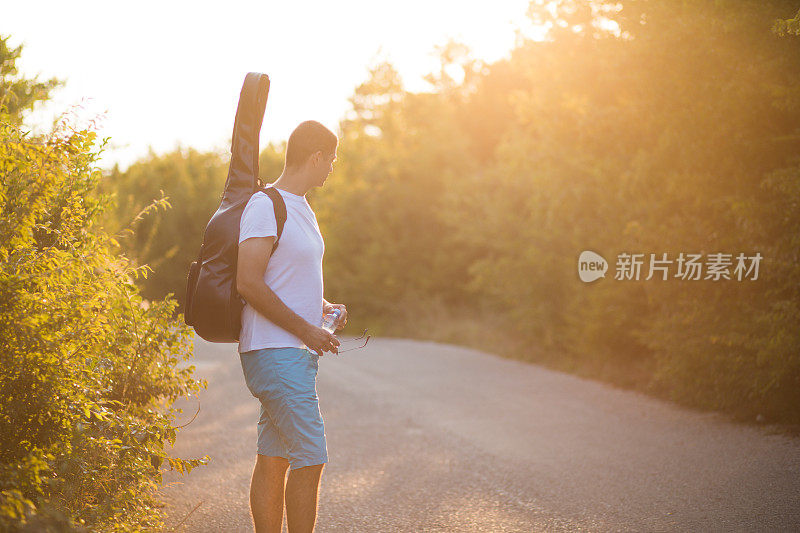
left=237, top=187, right=324, bottom=353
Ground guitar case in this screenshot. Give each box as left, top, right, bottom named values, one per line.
left=184, top=72, right=275, bottom=342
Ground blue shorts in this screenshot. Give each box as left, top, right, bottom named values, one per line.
left=239, top=347, right=328, bottom=470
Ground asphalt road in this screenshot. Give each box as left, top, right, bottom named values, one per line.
left=159, top=337, right=800, bottom=532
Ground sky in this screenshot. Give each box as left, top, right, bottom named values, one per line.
left=4, top=0, right=536, bottom=171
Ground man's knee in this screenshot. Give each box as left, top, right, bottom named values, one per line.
left=298, top=463, right=324, bottom=472
left=288, top=462, right=325, bottom=480
left=255, top=454, right=290, bottom=476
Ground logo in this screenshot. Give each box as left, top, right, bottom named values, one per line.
left=578, top=250, right=608, bottom=282
left=578, top=250, right=762, bottom=283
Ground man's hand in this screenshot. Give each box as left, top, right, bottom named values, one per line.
left=322, top=300, right=348, bottom=331
left=301, top=324, right=341, bottom=356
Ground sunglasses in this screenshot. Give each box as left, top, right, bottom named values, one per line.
left=331, top=328, right=371, bottom=354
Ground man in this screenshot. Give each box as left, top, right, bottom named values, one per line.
left=236, top=120, right=347, bottom=533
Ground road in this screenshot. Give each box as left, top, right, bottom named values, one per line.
left=159, top=337, right=800, bottom=532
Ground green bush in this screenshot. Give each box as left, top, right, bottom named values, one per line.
left=0, top=119, right=208, bottom=531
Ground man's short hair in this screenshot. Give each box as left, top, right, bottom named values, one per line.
left=285, top=120, right=338, bottom=168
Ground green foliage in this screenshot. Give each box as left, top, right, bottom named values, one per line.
left=259, top=141, right=287, bottom=186
left=316, top=60, right=481, bottom=321
left=102, top=142, right=287, bottom=307
left=0, top=120, right=208, bottom=531
left=0, top=35, right=62, bottom=125
left=100, top=1, right=799, bottom=425
left=102, top=148, right=227, bottom=306
left=314, top=0, right=800, bottom=424
left=772, top=6, right=800, bottom=36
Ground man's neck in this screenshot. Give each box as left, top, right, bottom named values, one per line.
left=272, top=169, right=310, bottom=197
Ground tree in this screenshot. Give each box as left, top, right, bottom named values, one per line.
left=0, top=35, right=61, bottom=125
left=314, top=0, right=800, bottom=423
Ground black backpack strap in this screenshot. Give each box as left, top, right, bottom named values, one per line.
left=262, top=186, right=287, bottom=253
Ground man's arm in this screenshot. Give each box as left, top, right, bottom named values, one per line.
left=237, top=236, right=339, bottom=355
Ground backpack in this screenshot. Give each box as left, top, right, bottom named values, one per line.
left=184, top=72, right=287, bottom=343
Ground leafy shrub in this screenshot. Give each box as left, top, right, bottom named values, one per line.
left=0, top=118, right=208, bottom=531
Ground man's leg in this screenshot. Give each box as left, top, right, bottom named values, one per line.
left=250, top=454, right=290, bottom=533
left=285, top=463, right=324, bottom=533
left=242, top=348, right=328, bottom=532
